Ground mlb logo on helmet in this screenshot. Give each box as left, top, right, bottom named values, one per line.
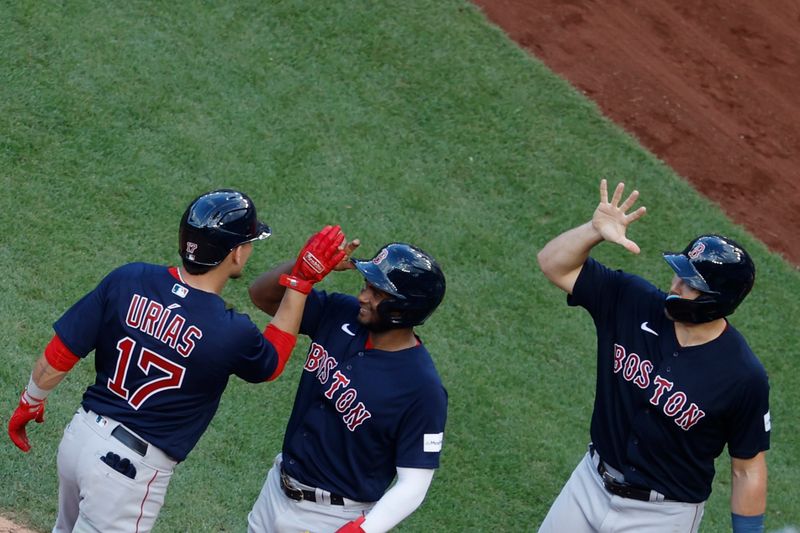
left=688, top=242, right=705, bottom=259
left=372, top=248, right=389, bottom=265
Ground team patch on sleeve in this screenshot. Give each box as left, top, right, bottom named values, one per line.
left=423, top=433, right=444, bottom=453
left=764, top=411, right=771, bottom=432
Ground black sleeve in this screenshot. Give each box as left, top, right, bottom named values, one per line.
left=727, top=369, right=771, bottom=458
left=567, top=258, right=624, bottom=320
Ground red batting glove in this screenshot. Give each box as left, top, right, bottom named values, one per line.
left=281, top=225, right=346, bottom=294
left=335, top=516, right=366, bottom=533
left=8, top=390, right=46, bottom=452
left=291, top=225, right=346, bottom=283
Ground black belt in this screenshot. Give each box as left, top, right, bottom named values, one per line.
left=279, top=467, right=345, bottom=505
left=590, top=446, right=663, bottom=502
left=596, top=460, right=656, bottom=502
left=111, top=425, right=147, bottom=456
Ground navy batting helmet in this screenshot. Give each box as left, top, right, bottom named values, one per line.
left=179, top=189, right=271, bottom=267
left=352, top=243, right=446, bottom=328
left=663, top=234, right=755, bottom=323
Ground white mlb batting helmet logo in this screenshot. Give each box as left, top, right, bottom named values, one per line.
left=763, top=411, right=771, bottom=432
left=423, top=433, right=443, bottom=453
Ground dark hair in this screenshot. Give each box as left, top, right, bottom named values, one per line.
left=181, top=258, right=213, bottom=276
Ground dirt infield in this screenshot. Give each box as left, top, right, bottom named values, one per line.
left=0, top=517, right=37, bottom=533
left=474, top=0, right=800, bottom=266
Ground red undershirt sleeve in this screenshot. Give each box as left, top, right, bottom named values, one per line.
left=263, top=324, right=297, bottom=381
left=44, top=334, right=81, bottom=372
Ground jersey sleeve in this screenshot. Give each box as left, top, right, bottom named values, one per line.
left=726, top=369, right=771, bottom=458
left=52, top=268, right=118, bottom=357
left=229, top=319, right=280, bottom=383
left=298, top=289, right=328, bottom=338
left=299, top=291, right=357, bottom=338
left=394, top=384, right=448, bottom=469
left=568, top=257, right=656, bottom=324
left=567, top=258, right=624, bottom=319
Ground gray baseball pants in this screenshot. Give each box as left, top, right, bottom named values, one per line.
left=538, top=449, right=705, bottom=533
left=247, top=454, right=372, bottom=533
left=53, top=408, right=176, bottom=533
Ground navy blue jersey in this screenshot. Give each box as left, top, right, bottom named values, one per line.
left=53, top=263, right=279, bottom=461
left=281, top=290, right=448, bottom=503
left=568, top=258, right=770, bottom=502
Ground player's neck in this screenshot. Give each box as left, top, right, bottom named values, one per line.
left=673, top=318, right=727, bottom=347
left=368, top=328, right=418, bottom=351
left=177, top=266, right=228, bottom=295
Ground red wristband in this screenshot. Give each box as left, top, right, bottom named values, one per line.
left=279, top=274, right=313, bottom=294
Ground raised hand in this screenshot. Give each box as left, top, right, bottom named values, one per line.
left=592, top=179, right=647, bottom=254
left=333, top=238, right=361, bottom=271
left=281, top=225, right=347, bottom=294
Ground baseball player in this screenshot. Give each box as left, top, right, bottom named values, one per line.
left=7, top=189, right=346, bottom=533
left=246, top=241, right=448, bottom=533
left=536, top=180, right=770, bottom=533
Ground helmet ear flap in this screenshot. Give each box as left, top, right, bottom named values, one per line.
left=665, top=294, right=725, bottom=323
left=376, top=298, right=404, bottom=328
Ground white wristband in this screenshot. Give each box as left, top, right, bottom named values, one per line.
left=25, top=374, right=51, bottom=403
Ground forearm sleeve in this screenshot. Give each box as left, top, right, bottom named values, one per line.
left=361, top=468, right=434, bottom=533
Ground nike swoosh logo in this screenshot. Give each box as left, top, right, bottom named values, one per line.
left=640, top=321, right=659, bottom=336
left=341, top=323, right=356, bottom=336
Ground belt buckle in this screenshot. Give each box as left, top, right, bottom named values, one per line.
left=601, top=470, right=619, bottom=486
left=600, top=466, right=630, bottom=496
left=280, top=470, right=305, bottom=502
left=602, top=474, right=650, bottom=501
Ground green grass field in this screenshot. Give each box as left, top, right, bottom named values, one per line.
left=2, top=1, right=798, bottom=531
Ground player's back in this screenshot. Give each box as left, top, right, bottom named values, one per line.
left=55, top=262, right=276, bottom=460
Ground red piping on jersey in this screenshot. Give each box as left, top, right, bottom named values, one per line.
left=44, top=335, right=80, bottom=372
left=168, top=266, right=181, bottom=281
left=264, top=324, right=297, bottom=381
left=135, top=470, right=159, bottom=533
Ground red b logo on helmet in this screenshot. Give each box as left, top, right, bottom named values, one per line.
left=372, top=248, right=389, bottom=265
left=688, top=242, right=705, bottom=260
